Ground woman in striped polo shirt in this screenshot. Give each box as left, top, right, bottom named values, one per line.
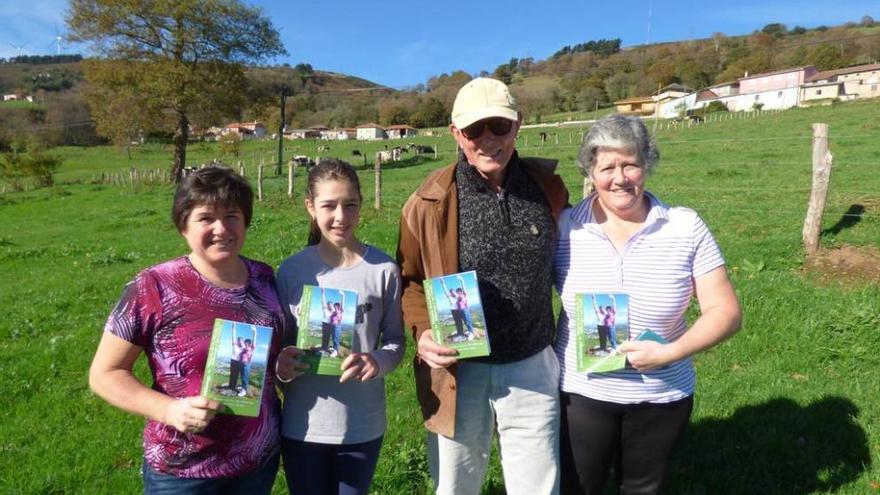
left=554, top=115, right=742, bottom=495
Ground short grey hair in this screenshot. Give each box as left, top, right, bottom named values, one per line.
left=577, top=114, right=660, bottom=178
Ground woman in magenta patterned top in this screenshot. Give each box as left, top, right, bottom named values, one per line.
left=89, top=167, right=283, bottom=494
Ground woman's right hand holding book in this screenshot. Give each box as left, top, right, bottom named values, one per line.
left=163, top=396, right=222, bottom=434
left=276, top=345, right=310, bottom=383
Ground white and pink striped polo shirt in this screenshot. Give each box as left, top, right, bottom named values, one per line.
left=554, top=192, right=726, bottom=404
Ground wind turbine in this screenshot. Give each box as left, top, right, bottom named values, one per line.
left=52, top=24, right=64, bottom=55
left=9, top=43, right=26, bottom=57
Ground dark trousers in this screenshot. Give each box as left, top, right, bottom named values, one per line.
left=281, top=435, right=383, bottom=495
left=560, top=392, right=693, bottom=495
left=596, top=325, right=610, bottom=350
left=227, top=360, right=242, bottom=389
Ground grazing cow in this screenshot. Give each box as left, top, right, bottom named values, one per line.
left=376, top=150, right=394, bottom=163
left=352, top=149, right=362, bottom=157
left=317, top=145, right=330, bottom=152
left=414, top=145, right=434, bottom=154
left=292, top=155, right=315, bottom=169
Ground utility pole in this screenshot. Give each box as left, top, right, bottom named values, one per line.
left=276, top=84, right=290, bottom=176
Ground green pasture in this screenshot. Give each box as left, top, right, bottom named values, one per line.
left=1, top=99, right=879, bottom=493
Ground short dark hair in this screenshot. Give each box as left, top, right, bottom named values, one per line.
left=171, top=166, right=254, bottom=231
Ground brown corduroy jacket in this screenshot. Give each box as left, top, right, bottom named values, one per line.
left=396, top=156, right=569, bottom=438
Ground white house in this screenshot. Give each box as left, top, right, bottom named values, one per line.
left=334, top=128, right=356, bottom=140
left=356, top=123, right=386, bottom=140
left=385, top=124, right=418, bottom=139
left=223, top=121, right=267, bottom=140
left=733, top=66, right=817, bottom=111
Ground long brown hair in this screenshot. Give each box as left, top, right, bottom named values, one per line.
left=305, top=159, right=362, bottom=246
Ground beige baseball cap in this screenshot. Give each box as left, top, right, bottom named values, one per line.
left=451, top=77, right=519, bottom=129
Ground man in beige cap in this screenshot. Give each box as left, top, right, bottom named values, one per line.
left=397, top=77, right=569, bottom=494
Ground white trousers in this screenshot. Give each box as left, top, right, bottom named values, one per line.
left=428, top=346, right=561, bottom=495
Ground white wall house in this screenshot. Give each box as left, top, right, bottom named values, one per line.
left=385, top=125, right=418, bottom=139
left=223, top=121, right=267, bottom=140
left=356, top=123, right=386, bottom=140
left=735, top=86, right=801, bottom=111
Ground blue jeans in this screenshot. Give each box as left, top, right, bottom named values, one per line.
left=608, top=326, right=618, bottom=349
left=240, top=363, right=252, bottom=392
left=142, top=452, right=279, bottom=495
left=460, top=309, right=474, bottom=334
left=428, top=346, right=561, bottom=495
left=332, top=324, right=342, bottom=350
left=281, top=435, right=383, bottom=495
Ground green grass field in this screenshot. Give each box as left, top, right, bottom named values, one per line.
left=1, top=99, right=879, bottom=493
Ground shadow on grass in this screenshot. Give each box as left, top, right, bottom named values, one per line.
left=821, top=204, right=864, bottom=237
left=669, top=396, right=869, bottom=494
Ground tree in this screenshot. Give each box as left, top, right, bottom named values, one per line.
left=761, top=23, right=788, bottom=38
left=410, top=97, right=447, bottom=128
left=66, top=0, right=285, bottom=182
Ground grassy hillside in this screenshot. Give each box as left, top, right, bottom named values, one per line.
left=1, top=99, right=878, bottom=493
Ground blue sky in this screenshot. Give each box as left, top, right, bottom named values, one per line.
left=431, top=272, right=481, bottom=315
left=216, top=320, right=272, bottom=363
left=2, top=0, right=878, bottom=88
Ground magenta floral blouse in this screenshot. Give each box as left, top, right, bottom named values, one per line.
left=104, top=256, right=282, bottom=478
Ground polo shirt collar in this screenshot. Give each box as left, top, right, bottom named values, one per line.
left=571, top=190, right=668, bottom=226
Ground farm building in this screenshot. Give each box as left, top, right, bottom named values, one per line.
left=223, top=121, right=267, bottom=140
left=333, top=128, right=357, bottom=140
left=801, top=63, right=880, bottom=104
left=654, top=84, right=696, bottom=118
left=613, top=95, right=655, bottom=115
left=356, top=123, right=387, bottom=140
left=285, top=129, right=321, bottom=139
left=385, top=124, right=418, bottom=139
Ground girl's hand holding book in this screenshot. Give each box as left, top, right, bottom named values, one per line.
left=339, top=352, right=379, bottom=383
left=276, top=346, right=309, bottom=383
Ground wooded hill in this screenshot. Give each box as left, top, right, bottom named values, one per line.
left=2, top=17, right=878, bottom=150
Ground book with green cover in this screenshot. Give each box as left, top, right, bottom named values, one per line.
left=201, top=318, right=273, bottom=417
left=423, top=271, right=490, bottom=359
left=296, top=285, right=358, bottom=375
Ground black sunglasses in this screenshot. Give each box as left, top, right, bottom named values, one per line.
left=460, top=118, right=514, bottom=140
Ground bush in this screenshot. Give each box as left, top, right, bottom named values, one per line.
left=218, top=133, right=242, bottom=158
left=705, top=101, right=730, bottom=113
left=0, top=147, right=63, bottom=190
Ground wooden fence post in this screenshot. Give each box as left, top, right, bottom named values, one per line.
left=287, top=159, right=295, bottom=198
left=374, top=153, right=382, bottom=210
left=802, top=123, right=833, bottom=256
left=257, top=163, right=264, bottom=202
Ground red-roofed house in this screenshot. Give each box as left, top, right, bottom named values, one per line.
left=223, top=121, right=267, bottom=140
